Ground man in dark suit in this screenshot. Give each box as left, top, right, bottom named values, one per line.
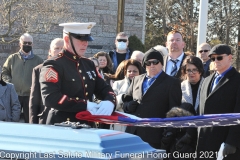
left=163, top=30, right=187, bottom=79
left=122, top=48, right=182, bottom=149
left=29, top=38, right=64, bottom=124
left=197, top=44, right=240, bottom=159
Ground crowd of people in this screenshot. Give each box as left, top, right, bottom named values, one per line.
left=0, top=22, right=240, bottom=160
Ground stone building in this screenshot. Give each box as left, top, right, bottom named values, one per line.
left=0, top=0, right=146, bottom=68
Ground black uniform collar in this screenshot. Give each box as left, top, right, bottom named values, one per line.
left=62, top=49, right=80, bottom=61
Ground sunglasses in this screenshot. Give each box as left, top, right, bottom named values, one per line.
left=117, top=39, right=127, bottom=42
left=199, top=50, right=209, bottom=53
left=145, top=60, right=160, bottom=66
left=23, top=41, right=32, bottom=45
left=211, top=55, right=228, bottom=61
left=186, top=68, right=198, bottom=74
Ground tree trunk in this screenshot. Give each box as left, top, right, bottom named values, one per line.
left=189, top=0, right=194, bottom=51
left=237, top=9, right=240, bottom=71
left=224, top=0, right=230, bottom=44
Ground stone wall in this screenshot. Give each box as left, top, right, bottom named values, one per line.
left=0, top=0, right=146, bottom=69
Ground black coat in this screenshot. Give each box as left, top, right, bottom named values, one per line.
left=124, top=71, right=182, bottom=148
left=29, top=64, right=49, bottom=124
left=197, top=67, right=240, bottom=160
left=40, top=50, right=116, bottom=124
left=163, top=53, right=187, bottom=79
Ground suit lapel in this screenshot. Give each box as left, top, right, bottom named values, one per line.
left=138, top=74, right=146, bottom=96
left=132, top=74, right=146, bottom=99
left=207, top=68, right=235, bottom=98
left=163, top=55, right=168, bottom=72
left=164, top=53, right=187, bottom=77
left=199, top=74, right=214, bottom=115
left=0, top=85, right=7, bottom=98
left=209, top=77, right=228, bottom=96
left=176, top=53, right=187, bottom=78
left=143, top=71, right=167, bottom=96
left=205, top=73, right=215, bottom=96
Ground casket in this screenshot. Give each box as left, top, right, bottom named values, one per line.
left=0, top=121, right=166, bottom=160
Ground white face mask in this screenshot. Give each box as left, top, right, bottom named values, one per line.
left=117, top=42, right=127, bottom=50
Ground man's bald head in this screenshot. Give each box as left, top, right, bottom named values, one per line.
left=49, top=38, right=64, bottom=57
left=131, top=50, right=144, bottom=64
left=198, top=43, right=211, bottom=62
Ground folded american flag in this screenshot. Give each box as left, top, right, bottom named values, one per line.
left=75, top=111, right=240, bottom=128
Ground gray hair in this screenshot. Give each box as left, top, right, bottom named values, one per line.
left=131, top=50, right=144, bottom=58
left=19, top=33, right=33, bottom=43
left=198, top=43, right=211, bottom=50
left=153, top=45, right=168, bottom=56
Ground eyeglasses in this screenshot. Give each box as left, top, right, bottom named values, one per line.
left=23, top=41, right=32, bottom=45
left=199, top=50, right=209, bottom=53
left=117, top=39, right=127, bottom=42
left=210, top=55, right=228, bottom=61
left=145, top=60, right=160, bottom=66
left=186, top=68, right=199, bottom=74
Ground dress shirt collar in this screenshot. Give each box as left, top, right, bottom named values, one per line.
left=217, top=66, right=233, bottom=77
left=146, top=70, right=162, bottom=79
left=167, top=52, right=184, bottom=62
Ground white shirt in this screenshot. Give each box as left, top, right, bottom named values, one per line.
left=165, top=52, right=184, bottom=76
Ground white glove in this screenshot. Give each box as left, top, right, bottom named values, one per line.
left=87, top=101, right=99, bottom=115
left=95, top=101, right=114, bottom=115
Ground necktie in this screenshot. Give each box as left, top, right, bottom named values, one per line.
left=147, top=77, right=155, bottom=86
left=143, top=77, right=156, bottom=94
left=211, top=74, right=221, bottom=91
left=170, top=59, right=179, bottom=76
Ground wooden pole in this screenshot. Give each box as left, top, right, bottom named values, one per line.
left=117, top=0, right=125, bottom=33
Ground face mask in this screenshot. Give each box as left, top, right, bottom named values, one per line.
left=117, top=42, right=127, bottom=50
left=22, top=45, right=32, bottom=53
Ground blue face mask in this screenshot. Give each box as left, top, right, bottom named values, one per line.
left=117, top=42, right=127, bottom=50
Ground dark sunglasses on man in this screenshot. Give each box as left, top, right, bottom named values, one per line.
left=117, top=39, right=127, bottom=42
left=23, top=41, right=32, bottom=45
left=145, top=60, right=160, bottom=66
left=199, top=50, right=209, bottom=53
left=210, top=55, right=228, bottom=62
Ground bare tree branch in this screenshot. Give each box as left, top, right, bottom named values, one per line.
left=0, top=0, right=73, bottom=44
